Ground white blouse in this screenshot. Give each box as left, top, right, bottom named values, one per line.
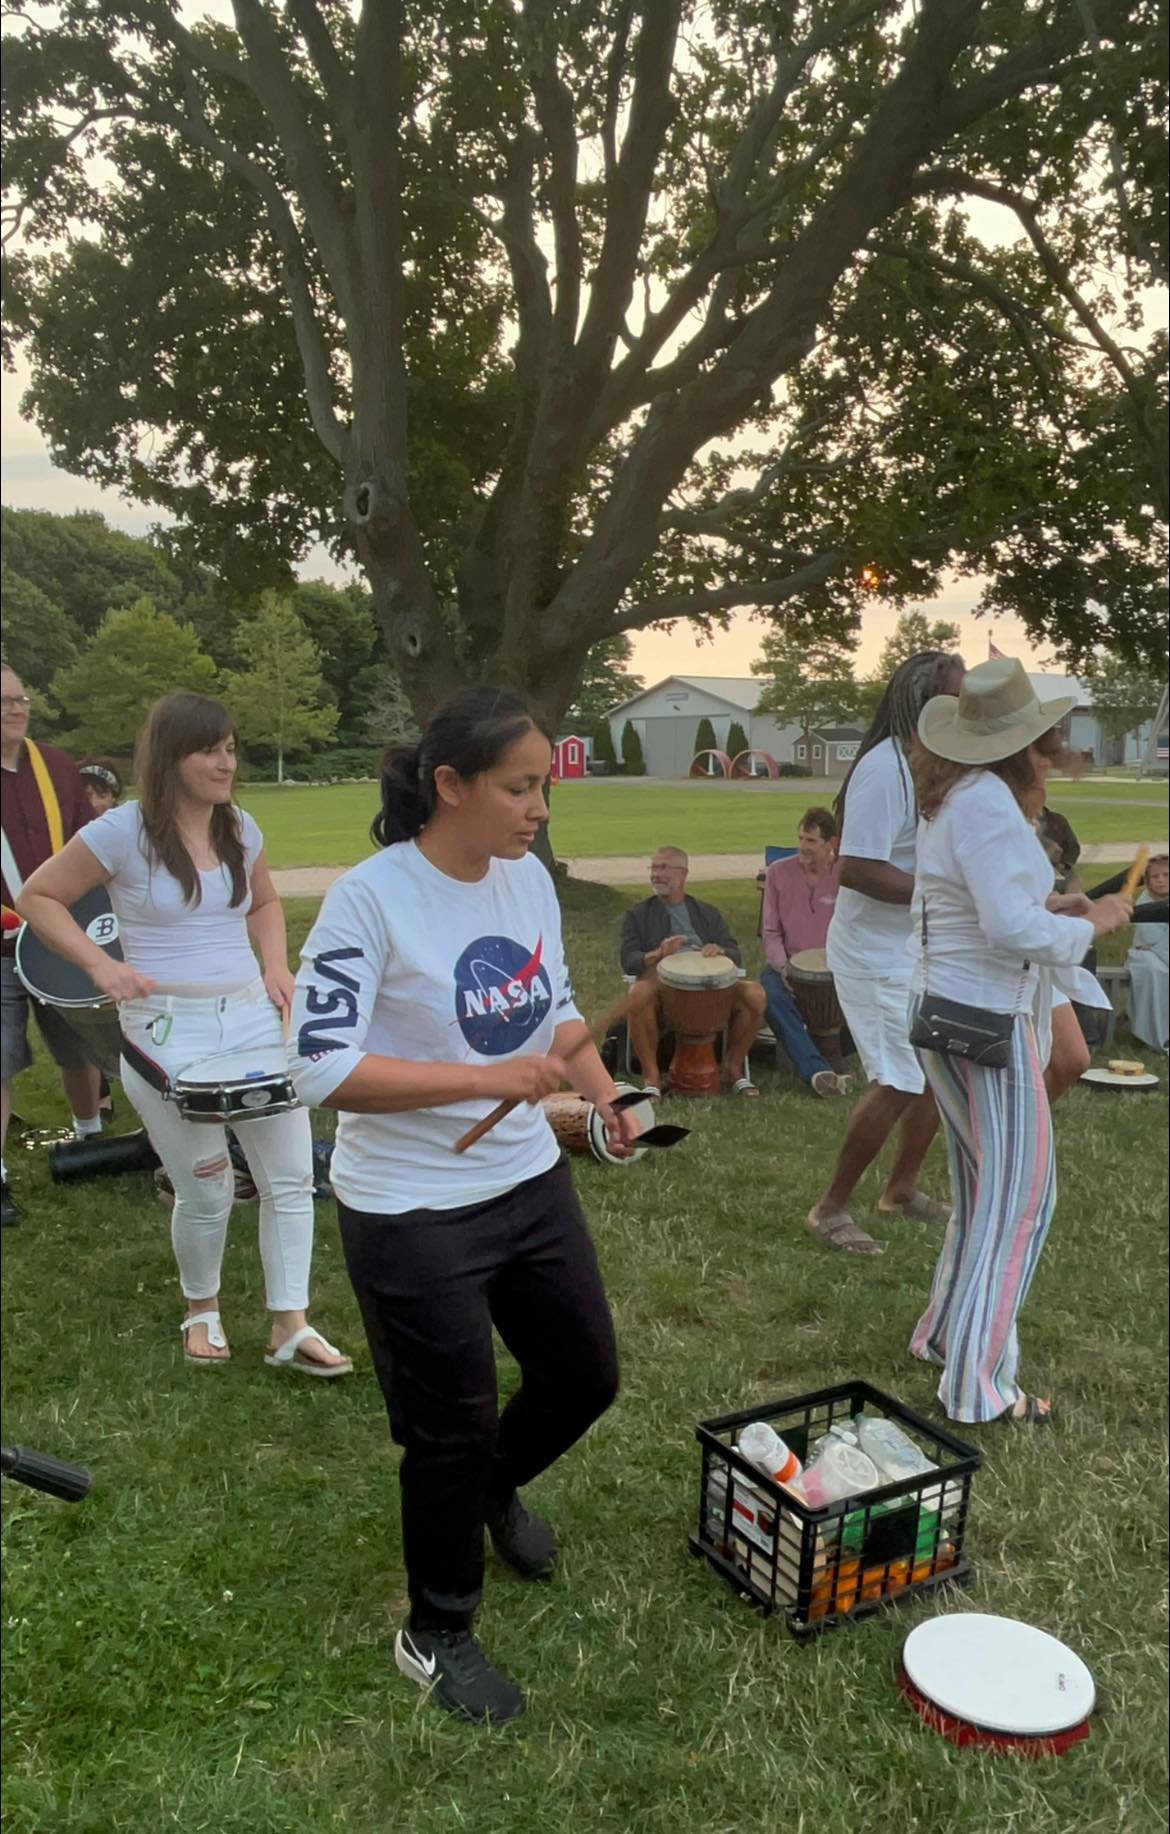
left=909, top=771, right=1094, bottom=1015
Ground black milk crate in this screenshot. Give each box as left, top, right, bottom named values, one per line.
left=690, top=1380, right=981, bottom=1639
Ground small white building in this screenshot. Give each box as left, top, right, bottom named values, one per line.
left=606, top=676, right=802, bottom=778
left=605, top=671, right=1159, bottom=778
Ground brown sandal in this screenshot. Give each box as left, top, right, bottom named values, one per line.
left=999, top=1394, right=1052, bottom=1426
left=804, top=1209, right=885, bottom=1256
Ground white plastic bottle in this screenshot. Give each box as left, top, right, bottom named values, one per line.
left=737, top=1421, right=803, bottom=1489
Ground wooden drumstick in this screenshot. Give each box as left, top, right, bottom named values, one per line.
left=1120, top=845, right=1149, bottom=904
left=453, top=989, right=636, bottom=1155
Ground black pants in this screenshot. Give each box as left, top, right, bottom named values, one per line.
left=338, top=1158, right=619, bottom=1632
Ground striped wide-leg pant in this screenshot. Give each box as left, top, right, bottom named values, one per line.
left=909, top=1008, right=1055, bottom=1423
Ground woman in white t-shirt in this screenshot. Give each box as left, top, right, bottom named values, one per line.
left=288, top=685, right=639, bottom=1729
left=907, top=660, right=1131, bottom=1426
left=17, top=691, right=350, bottom=1377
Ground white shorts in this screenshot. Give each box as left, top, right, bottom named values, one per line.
left=834, top=970, right=924, bottom=1095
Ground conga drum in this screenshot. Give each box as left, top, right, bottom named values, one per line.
left=14, top=887, right=124, bottom=1078
left=786, top=948, right=845, bottom=1072
left=656, top=952, right=738, bottom=1095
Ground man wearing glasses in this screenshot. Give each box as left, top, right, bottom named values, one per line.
left=619, top=846, right=765, bottom=1098
left=1, top=663, right=102, bottom=1226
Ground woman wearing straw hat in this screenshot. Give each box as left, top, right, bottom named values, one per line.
left=907, top=658, right=1132, bottom=1425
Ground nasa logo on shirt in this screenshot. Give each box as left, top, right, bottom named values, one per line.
left=454, top=934, right=554, bottom=1055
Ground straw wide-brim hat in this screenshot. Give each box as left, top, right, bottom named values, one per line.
left=917, top=658, right=1076, bottom=765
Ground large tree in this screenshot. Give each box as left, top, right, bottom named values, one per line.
left=752, top=627, right=862, bottom=737
left=51, top=598, right=219, bottom=750
left=1078, top=652, right=1168, bottom=745
left=3, top=1, right=1166, bottom=736
left=224, top=591, right=339, bottom=780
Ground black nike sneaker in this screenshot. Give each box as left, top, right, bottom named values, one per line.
left=394, top=1623, right=525, bottom=1725
left=485, top=1490, right=558, bottom=1580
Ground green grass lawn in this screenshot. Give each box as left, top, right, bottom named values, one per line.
left=239, top=779, right=1170, bottom=869
left=2, top=880, right=1167, bottom=1832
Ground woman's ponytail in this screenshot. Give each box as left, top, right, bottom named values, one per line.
left=369, top=684, right=551, bottom=850
left=371, top=744, right=431, bottom=847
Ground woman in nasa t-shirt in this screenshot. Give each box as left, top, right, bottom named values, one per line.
left=290, top=686, right=637, bottom=1728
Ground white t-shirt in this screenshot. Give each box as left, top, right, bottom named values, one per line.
left=908, top=772, right=1094, bottom=1014
left=826, top=738, right=917, bottom=981
left=289, top=841, right=583, bottom=1214
left=80, top=800, right=262, bottom=988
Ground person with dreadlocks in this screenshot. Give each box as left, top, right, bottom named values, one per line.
left=805, top=649, right=965, bottom=1256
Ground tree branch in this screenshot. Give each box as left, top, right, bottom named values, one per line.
left=154, top=74, right=351, bottom=468
left=229, top=0, right=357, bottom=324
left=284, top=0, right=353, bottom=127
left=610, top=551, right=847, bottom=633
left=909, top=168, right=1169, bottom=516
left=528, top=38, right=581, bottom=349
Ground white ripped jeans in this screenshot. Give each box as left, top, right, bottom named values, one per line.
left=120, top=981, right=315, bottom=1311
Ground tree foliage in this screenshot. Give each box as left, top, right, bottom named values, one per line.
left=562, top=635, right=644, bottom=735
left=223, top=592, right=339, bottom=780
left=591, top=717, right=617, bottom=766
left=620, top=721, right=646, bottom=777
left=855, top=608, right=963, bottom=717
left=3, top=0, right=1167, bottom=736
left=752, top=629, right=862, bottom=735
left=1079, top=652, right=1168, bottom=743
left=51, top=598, right=218, bottom=750
left=726, top=720, right=750, bottom=761
left=694, top=717, right=718, bottom=757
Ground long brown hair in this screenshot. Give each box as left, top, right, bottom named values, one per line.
left=911, top=723, right=1064, bottom=823
left=134, top=692, right=247, bottom=906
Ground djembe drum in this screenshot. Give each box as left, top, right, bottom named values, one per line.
left=786, top=948, right=845, bottom=1072
left=656, top=952, right=739, bottom=1095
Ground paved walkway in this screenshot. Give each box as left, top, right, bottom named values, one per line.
left=272, top=839, right=1167, bottom=897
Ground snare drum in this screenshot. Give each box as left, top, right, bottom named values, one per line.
left=170, top=1048, right=298, bottom=1124
left=542, top=1082, right=653, bottom=1166
left=656, top=951, right=739, bottom=1095
left=14, top=888, right=124, bottom=1077
left=786, top=948, right=845, bottom=1069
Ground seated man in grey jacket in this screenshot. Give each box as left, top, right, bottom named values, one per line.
left=620, top=847, right=766, bottom=1096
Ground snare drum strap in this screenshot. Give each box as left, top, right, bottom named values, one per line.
left=2, top=740, right=66, bottom=922
left=119, top=1032, right=172, bottom=1098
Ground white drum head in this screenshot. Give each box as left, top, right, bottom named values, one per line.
left=176, top=1048, right=289, bottom=1088
left=587, top=1084, right=652, bottom=1165
left=787, top=948, right=830, bottom=978
left=657, top=951, right=738, bottom=991
left=902, top=1614, right=1095, bottom=1736
left=1080, top=1067, right=1159, bottom=1090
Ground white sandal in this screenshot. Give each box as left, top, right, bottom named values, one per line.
left=180, top=1309, right=231, bottom=1365
left=264, top=1325, right=353, bottom=1380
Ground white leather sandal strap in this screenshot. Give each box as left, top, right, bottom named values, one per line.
left=270, top=1325, right=340, bottom=1362
left=180, top=1310, right=227, bottom=1348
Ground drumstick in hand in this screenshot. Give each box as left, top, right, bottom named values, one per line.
left=454, top=990, right=635, bottom=1154
left=1120, top=845, right=1149, bottom=904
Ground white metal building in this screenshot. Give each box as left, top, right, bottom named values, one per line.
left=606, top=672, right=1160, bottom=778
left=605, top=676, right=803, bottom=778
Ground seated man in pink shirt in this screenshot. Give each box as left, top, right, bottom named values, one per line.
left=761, top=807, right=851, bottom=1098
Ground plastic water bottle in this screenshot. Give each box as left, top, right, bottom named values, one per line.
left=737, top=1421, right=803, bottom=1489
left=853, top=1414, right=937, bottom=1484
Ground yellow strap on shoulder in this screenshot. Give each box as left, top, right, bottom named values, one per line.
left=24, top=739, right=65, bottom=855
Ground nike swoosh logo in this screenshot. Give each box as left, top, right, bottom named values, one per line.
left=404, top=1636, right=436, bottom=1678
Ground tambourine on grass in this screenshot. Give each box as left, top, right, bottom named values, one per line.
left=898, top=1613, right=1096, bottom=1758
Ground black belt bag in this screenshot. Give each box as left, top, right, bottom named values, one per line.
left=908, top=902, right=1025, bottom=1071
left=909, top=994, right=1014, bottom=1069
